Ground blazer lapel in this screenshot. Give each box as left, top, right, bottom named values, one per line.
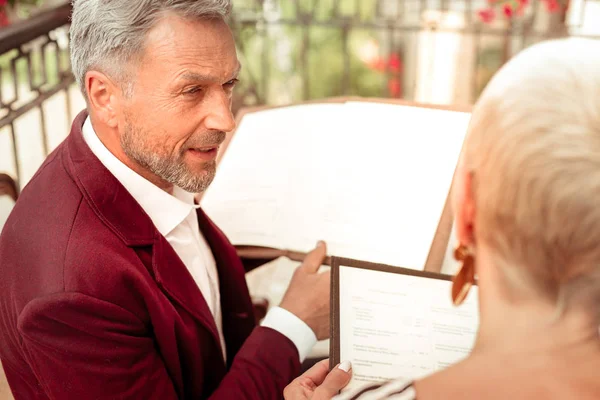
left=197, top=209, right=256, bottom=366
left=151, top=233, right=225, bottom=360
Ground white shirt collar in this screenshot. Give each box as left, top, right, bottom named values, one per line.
left=82, top=116, right=200, bottom=236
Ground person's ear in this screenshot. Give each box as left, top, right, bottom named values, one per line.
left=85, top=71, right=122, bottom=129
left=452, top=164, right=476, bottom=248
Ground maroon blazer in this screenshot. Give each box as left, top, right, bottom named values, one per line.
left=0, top=111, right=300, bottom=399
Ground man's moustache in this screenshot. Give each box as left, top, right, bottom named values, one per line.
left=185, top=131, right=226, bottom=148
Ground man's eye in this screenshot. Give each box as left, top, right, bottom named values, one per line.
left=224, top=79, right=239, bottom=88
left=184, top=86, right=202, bottom=95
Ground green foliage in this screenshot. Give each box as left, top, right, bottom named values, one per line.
left=4, top=0, right=47, bottom=20
left=7, top=0, right=44, bottom=7
left=231, top=0, right=389, bottom=106
left=474, top=46, right=504, bottom=98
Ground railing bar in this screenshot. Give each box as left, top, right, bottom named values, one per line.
left=521, top=8, right=531, bottom=59
left=341, top=23, right=350, bottom=95
left=25, top=51, right=36, bottom=92
left=332, top=0, right=341, bottom=17
left=380, top=28, right=387, bottom=98
left=10, top=56, right=20, bottom=107
left=55, top=42, right=63, bottom=75
left=0, top=67, right=3, bottom=106
left=410, top=24, right=419, bottom=101
left=576, top=0, right=588, bottom=29
left=386, top=24, right=394, bottom=98
left=261, top=23, right=269, bottom=104
left=471, top=29, right=482, bottom=102
left=0, top=75, right=75, bottom=129
left=312, top=0, right=319, bottom=16
left=9, top=122, right=20, bottom=186
left=293, top=0, right=300, bottom=17
left=393, top=26, right=402, bottom=99
left=301, top=24, right=310, bottom=100
left=466, top=0, right=473, bottom=25
left=39, top=106, right=49, bottom=156
left=531, top=0, right=541, bottom=36
left=39, top=40, right=52, bottom=88
left=503, top=19, right=513, bottom=62
left=65, top=86, right=73, bottom=126
left=374, top=0, right=382, bottom=19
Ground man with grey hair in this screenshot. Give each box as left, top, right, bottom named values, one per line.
left=0, top=1, right=331, bottom=399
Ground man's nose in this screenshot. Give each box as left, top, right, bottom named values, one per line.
left=204, top=90, right=236, bottom=133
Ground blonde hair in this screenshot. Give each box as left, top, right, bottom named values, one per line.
left=462, top=38, right=600, bottom=318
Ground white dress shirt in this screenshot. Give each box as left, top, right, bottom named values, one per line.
left=82, top=117, right=316, bottom=362
left=0, top=195, right=15, bottom=232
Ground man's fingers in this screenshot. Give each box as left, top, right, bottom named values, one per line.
left=313, top=361, right=352, bottom=399
left=301, top=241, right=327, bottom=273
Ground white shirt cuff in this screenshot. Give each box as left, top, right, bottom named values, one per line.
left=260, top=306, right=317, bottom=362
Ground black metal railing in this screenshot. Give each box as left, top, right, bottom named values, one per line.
left=1, top=0, right=599, bottom=189
left=0, top=3, right=73, bottom=189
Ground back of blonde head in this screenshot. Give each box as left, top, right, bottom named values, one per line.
left=462, top=38, right=600, bottom=318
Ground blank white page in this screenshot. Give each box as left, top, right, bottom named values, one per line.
left=201, top=103, right=344, bottom=249
left=312, top=102, right=470, bottom=267
left=201, top=102, right=471, bottom=269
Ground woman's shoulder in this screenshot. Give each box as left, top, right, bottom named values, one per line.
left=333, top=378, right=416, bottom=400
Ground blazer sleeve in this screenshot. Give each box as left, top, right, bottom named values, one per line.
left=18, top=292, right=179, bottom=400
left=208, top=326, right=301, bottom=399
left=18, top=292, right=301, bottom=400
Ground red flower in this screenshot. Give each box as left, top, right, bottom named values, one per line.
left=388, top=78, right=402, bottom=98
left=0, top=0, right=7, bottom=6
left=516, top=0, right=529, bottom=14
left=503, top=3, right=514, bottom=17
left=478, top=8, right=495, bottom=23
left=388, top=54, right=402, bottom=73
left=544, top=0, right=561, bottom=12
left=0, top=11, right=8, bottom=27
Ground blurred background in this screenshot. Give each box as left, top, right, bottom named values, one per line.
left=1, top=0, right=600, bottom=397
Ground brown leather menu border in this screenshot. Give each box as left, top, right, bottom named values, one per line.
left=329, top=256, right=455, bottom=369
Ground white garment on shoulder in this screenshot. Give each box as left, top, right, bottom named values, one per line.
left=0, top=195, right=15, bottom=232
left=332, top=378, right=416, bottom=400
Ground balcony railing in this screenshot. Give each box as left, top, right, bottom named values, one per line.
left=0, top=3, right=74, bottom=189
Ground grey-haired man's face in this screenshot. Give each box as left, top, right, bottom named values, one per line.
left=118, top=15, right=239, bottom=193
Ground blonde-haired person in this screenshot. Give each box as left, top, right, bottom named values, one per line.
left=284, top=37, right=600, bottom=400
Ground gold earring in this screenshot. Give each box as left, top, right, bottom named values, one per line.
left=451, top=245, right=475, bottom=306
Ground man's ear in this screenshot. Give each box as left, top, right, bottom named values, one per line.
left=453, top=166, right=477, bottom=248
left=85, top=71, right=121, bottom=129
